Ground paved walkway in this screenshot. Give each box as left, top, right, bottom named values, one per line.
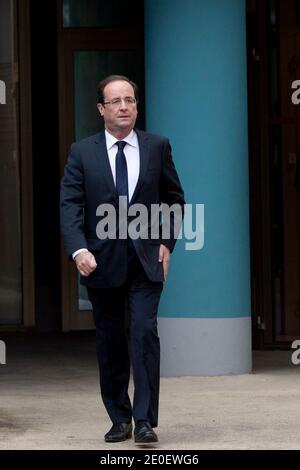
left=0, top=333, right=299, bottom=450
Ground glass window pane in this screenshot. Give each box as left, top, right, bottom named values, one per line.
left=74, top=50, right=144, bottom=140
left=73, top=50, right=144, bottom=309
left=0, top=0, right=22, bottom=324
left=63, top=0, right=143, bottom=28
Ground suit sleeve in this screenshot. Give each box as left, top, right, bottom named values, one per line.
left=60, top=144, right=88, bottom=258
left=159, top=140, right=185, bottom=253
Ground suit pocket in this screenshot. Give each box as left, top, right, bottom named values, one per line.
left=144, top=167, right=160, bottom=186
left=86, top=238, right=105, bottom=252
left=146, top=167, right=160, bottom=175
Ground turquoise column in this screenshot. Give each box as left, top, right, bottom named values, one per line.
left=145, top=0, right=252, bottom=375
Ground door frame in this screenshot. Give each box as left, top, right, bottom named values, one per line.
left=0, top=0, right=35, bottom=331
left=19, top=0, right=35, bottom=328
left=57, top=0, right=143, bottom=330
left=247, top=0, right=300, bottom=346
left=247, top=0, right=275, bottom=347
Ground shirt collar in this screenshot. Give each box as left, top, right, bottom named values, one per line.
left=105, top=129, right=137, bottom=150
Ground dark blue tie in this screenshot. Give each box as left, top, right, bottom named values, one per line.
left=115, top=141, right=128, bottom=203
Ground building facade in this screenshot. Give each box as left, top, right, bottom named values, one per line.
left=1, top=0, right=300, bottom=376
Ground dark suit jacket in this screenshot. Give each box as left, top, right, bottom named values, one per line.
left=60, top=129, right=185, bottom=288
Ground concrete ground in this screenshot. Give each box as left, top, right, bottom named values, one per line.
left=0, top=332, right=299, bottom=450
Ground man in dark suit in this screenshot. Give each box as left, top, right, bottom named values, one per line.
left=60, top=75, right=185, bottom=444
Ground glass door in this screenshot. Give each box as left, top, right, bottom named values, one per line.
left=58, top=0, right=145, bottom=330
left=0, top=0, right=22, bottom=325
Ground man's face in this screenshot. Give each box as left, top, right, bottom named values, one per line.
left=97, top=80, right=138, bottom=136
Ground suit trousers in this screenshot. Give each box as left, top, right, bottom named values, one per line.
left=87, top=240, right=163, bottom=428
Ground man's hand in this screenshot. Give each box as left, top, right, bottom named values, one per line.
left=74, top=251, right=97, bottom=276
left=158, top=244, right=170, bottom=281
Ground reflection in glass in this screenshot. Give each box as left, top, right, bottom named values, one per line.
left=63, top=0, right=143, bottom=28
left=74, top=50, right=144, bottom=309
left=0, top=0, right=22, bottom=324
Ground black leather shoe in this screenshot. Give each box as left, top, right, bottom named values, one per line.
left=134, top=421, right=158, bottom=444
left=104, top=422, right=132, bottom=443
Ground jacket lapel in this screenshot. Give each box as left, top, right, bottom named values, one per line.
left=93, top=129, right=151, bottom=206
left=94, top=130, right=118, bottom=202
left=130, top=129, right=150, bottom=205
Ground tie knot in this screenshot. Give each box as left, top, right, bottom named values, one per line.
left=116, top=140, right=126, bottom=151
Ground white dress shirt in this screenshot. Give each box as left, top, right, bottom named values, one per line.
left=73, top=128, right=140, bottom=259
left=105, top=128, right=140, bottom=202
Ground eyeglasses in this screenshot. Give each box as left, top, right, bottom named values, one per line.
left=103, top=97, right=137, bottom=108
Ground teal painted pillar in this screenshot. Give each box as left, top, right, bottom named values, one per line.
left=145, top=0, right=252, bottom=375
